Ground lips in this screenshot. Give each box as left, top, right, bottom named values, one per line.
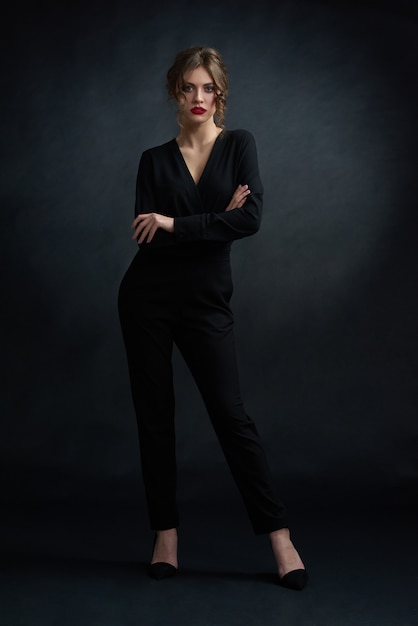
left=191, top=107, right=207, bottom=114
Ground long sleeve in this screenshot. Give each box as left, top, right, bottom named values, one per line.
left=174, top=130, right=263, bottom=243
left=133, top=129, right=263, bottom=250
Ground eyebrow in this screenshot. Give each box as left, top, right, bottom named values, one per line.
left=183, top=81, right=215, bottom=86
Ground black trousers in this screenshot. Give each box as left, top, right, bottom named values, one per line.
left=118, top=248, right=288, bottom=534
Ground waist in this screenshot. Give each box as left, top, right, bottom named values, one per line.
left=137, top=240, right=231, bottom=262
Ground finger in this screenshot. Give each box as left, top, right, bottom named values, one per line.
left=134, top=217, right=151, bottom=242
left=138, top=228, right=149, bottom=244
left=132, top=224, right=142, bottom=240
left=132, top=213, right=150, bottom=228
left=133, top=219, right=148, bottom=240
left=147, top=223, right=158, bottom=243
left=138, top=220, right=153, bottom=244
left=235, top=187, right=250, bottom=200
left=133, top=213, right=155, bottom=231
left=235, top=190, right=250, bottom=205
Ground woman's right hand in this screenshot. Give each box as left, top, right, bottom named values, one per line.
left=225, top=184, right=251, bottom=212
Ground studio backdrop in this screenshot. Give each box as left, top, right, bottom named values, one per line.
left=1, top=0, right=417, bottom=524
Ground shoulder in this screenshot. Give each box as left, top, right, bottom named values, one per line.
left=224, top=128, right=256, bottom=144
left=136, top=140, right=176, bottom=173
left=222, top=129, right=258, bottom=154
left=141, top=139, right=176, bottom=160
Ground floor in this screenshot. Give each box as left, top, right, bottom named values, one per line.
left=1, top=497, right=417, bottom=626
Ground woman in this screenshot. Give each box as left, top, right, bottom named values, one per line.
left=118, top=46, right=307, bottom=590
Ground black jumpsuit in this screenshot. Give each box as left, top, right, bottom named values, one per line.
left=118, top=129, right=288, bottom=534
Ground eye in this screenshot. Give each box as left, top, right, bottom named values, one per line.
left=205, top=85, right=215, bottom=92
left=182, top=84, right=193, bottom=93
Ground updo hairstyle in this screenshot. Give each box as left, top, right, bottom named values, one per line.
left=166, top=46, right=228, bottom=129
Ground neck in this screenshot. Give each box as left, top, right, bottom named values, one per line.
left=177, top=119, right=221, bottom=148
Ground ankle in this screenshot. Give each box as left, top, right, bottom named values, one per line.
left=269, top=527, right=291, bottom=544
left=269, top=529, right=305, bottom=577
left=152, top=529, right=178, bottom=566
left=155, top=528, right=177, bottom=537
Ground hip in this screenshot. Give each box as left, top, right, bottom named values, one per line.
left=119, top=246, right=234, bottom=307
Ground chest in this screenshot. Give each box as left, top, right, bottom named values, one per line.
left=150, top=136, right=239, bottom=214
left=178, top=144, right=215, bottom=185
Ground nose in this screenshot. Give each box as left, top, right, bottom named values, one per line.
left=194, top=89, right=204, bottom=102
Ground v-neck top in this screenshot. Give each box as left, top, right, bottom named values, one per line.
left=134, top=129, right=263, bottom=259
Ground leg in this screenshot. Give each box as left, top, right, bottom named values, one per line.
left=176, top=326, right=306, bottom=585
left=175, top=325, right=288, bottom=534
left=118, top=267, right=179, bottom=531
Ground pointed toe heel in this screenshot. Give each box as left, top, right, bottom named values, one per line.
left=149, top=561, right=177, bottom=580
left=279, top=568, right=308, bottom=590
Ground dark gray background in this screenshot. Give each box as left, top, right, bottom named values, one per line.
left=1, top=0, right=417, bottom=524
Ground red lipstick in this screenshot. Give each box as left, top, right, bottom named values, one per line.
left=191, top=107, right=207, bottom=114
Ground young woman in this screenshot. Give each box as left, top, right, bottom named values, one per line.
left=118, top=46, right=307, bottom=590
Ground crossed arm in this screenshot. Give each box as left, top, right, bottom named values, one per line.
left=132, top=184, right=251, bottom=244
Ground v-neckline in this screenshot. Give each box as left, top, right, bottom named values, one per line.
left=173, top=132, right=223, bottom=187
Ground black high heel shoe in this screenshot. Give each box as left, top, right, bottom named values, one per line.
left=149, top=534, right=178, bottom=580
left=279, top=568, right=308, bottom=590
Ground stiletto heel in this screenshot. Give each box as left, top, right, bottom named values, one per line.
left=149, top=533, right=178, bottom=580
left=149, top=561, right=177, bottom=580
left=279, top=568, right=308, bottom=590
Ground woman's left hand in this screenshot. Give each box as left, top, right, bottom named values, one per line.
left=225, top=184, right=250, bottom=212
left=132, top=213, right=174, bottom=243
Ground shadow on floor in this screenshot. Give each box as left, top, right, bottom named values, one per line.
left=1, top=499, right=417, bottom=626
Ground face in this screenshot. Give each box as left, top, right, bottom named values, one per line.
left=179, top=66, right=217, bottom=125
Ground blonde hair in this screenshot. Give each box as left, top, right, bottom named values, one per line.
left=166, top=46, right=228, bottom=130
